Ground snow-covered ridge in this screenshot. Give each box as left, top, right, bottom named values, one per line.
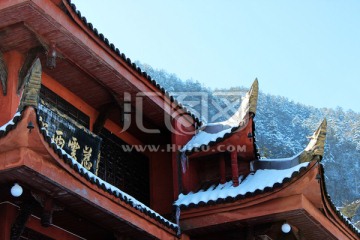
left=180, top=84, right=252, bottom=152
left=259, top=151, right=302, bottom=162
left=175, top=162, right=309, bottom=207
left=180, top=126, right=234, bottom=152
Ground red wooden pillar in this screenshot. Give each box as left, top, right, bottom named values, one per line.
left=0, top=51, right=23, bottom=126
left=171, top=118, right=195, bottom=197
left=219, top=154, right=226, bottom=184
left=0, top=203, right=18, bottom=239
left=148, top=151, right=173, bottom=215
left=171, top=119, right=181, bottom=199
left=231, top=150, right=239, bottom=186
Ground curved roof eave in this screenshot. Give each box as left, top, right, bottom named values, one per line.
left=0, top=106, right=179, bottom=235
left=174, top=161, right=312, bottom=209
left=180, top=79, right=259, bottom=155
left=62, top=0, right=201, bottom=127
left=319, top=164, right=360, bottom=238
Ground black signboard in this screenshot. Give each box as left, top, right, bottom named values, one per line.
left=37, top=103, right=102, bottom=174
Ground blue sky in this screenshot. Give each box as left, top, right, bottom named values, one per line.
left=73, top=1, right=360, bottom=112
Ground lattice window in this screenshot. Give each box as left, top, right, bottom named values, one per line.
left=98, top=128, right=150, bottom=206
left=40, top=85, right=90, bottom=128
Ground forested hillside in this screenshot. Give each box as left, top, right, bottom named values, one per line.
left=138, top=62, right=360, bottom=227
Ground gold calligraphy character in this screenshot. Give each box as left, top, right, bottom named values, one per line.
left=39, top=116, right=49, bottom=135
left=68, top=137, right=80, bottom=160
left=52, top=130, right=65, bottom=148
left=81, top=146, right=93, bottom=170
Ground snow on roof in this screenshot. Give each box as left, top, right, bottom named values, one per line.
left=180, top=124, right=234, bottom=152
left=174, top=162, right=309, bottom=207
left=0, top=112, right=21, bottom=132
left=40, top=126, right=178, bottom=230
left=259, top=151, right=302, bottom=162
left=180, top=79, right=258, bottom=153
left=180, top=87, right=251, bottom=153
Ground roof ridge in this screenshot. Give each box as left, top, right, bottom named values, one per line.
left=180, top=79, right=259, bottom=155
left=63, top=0, right=201, bottom=126
left=175, top=161, right=310, bottom=209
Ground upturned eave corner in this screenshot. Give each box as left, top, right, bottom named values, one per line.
left=181, top=79, right=259, bottom=156
left=300, top=118, right=327, bottom=163
left=249, top=78, right=259, bottom=115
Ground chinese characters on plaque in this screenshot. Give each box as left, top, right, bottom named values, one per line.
left=38, top=103, right=102, bottom=174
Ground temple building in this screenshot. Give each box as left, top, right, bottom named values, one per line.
left=0, top=0, right=359, bottom=239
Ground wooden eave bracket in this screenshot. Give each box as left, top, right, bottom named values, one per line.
left=31, top=192, right=63, bottom=228
left=93, top=103, right=116, bottom=134
left=10, top=200, right=37, bottom=240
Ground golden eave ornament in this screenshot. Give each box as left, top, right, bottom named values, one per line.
left=18, top=58, right=42, bottom=110
left=300, top=118, right=327, bottom=163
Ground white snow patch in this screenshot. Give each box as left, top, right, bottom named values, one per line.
left=0, top=112, right=21, bottom=131
left=175, top=162, right=309, bottom=207
left=181, top=89, right=251, bottom=152
left=259, top=151, right=302, bottom=162
left=181, top=126, right=233, bottom=152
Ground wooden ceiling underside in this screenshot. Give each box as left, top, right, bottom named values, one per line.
left=0, top=167, right=156, bottom=240
left=0, top=2, right=171, bottom=134
left=184, top=210, right=337, bottom=240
